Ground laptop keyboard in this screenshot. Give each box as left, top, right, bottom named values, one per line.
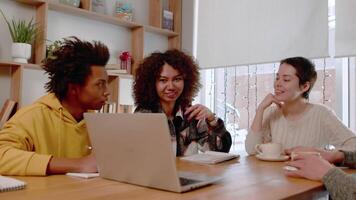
left=179, top=177, right=200, bottom=186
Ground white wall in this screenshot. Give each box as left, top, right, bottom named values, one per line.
left=21, top=68, right=48, bottom=106
left=144, top=32, right=168, bottom=56
left=181, top=0, right=197, bottom=57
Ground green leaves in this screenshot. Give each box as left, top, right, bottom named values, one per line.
left=46, top=39, right=63, bottom=60
left=0, top=8, right=39, bottom=44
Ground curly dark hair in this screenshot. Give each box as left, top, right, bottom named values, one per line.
left=280, top=57, right=317, bottom=99
left=42, top=37, right=109, bottom=100
left=133, top=49, right=201, bottom=111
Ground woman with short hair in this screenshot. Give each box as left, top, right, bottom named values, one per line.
left=245, top=57, right=356, bottom=155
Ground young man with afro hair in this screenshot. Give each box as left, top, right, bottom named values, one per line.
left=0, top=37, right=110, bottom=175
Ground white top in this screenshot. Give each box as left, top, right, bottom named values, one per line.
left=245, top=104, right=356, bottom=155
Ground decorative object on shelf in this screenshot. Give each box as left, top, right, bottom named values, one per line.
left=162, top=10, right=173, bottom=31
left=115, top=1, right=133, bottom=21
left=0, top=8, right=39, bottom=63
left=119, top=51, right=132, bottom=74
left=11, top=43, right=32, bottom=63
left=45, top=39, right=63, bottom=61
left=59, top=0, right=80, bottom=8
left=92, top=0, right=107, bottom=14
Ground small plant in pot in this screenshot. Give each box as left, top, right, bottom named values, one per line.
left=44, top=39, right=64, bottom=61
left=0, top=8, right=39, bottom=63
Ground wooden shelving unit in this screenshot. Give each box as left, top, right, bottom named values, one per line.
left=0, top=61, right=41, bottom=109
left=0, top=61, right=128, bottom=110
left=48, top=2, right=142, bottom=29
left=5, top=0, right=182, bottom=112
left=14, top=0, right=181, bottom=73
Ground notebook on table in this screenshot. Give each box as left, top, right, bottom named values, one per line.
left=84, top=113, right=221, bottom=193
left=0, top=176, right=26, bottom=192
left=181, top=151, right=240, bottom=164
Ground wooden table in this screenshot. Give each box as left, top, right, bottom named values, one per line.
left=1, top=155, right=354, bottom=200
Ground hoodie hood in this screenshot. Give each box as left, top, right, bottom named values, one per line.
left=35, top=93, right=87, bottom=157
left=0, top=93, right=92, bottom=175
left=36, top=93, right=85, bottom=127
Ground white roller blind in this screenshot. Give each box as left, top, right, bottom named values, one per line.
left=196, top=0, right=328, bottom=68
left=335, top=0, right=356, bottom=57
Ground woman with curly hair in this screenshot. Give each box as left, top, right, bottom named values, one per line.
left=133, top=49, right=232, bottom=156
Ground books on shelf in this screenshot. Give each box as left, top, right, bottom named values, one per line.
left=105, top=64, right=128, bottom=75
left=162, top=10, right=173, bottom=31
left=107, top=69, right=128, bottom=75
left=0, top=176, right=26, bottom=192
left=0, top=99, right=17, bottom=129
left=180, top=151, right=240, bottom=164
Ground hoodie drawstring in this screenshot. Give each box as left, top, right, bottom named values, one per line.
left=57, top=108, right=63, bottom=157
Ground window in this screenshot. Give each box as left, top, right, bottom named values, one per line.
left=198, top=58, right=346, bottom=153
left=196, top=0, right=355, bottom=153
left=198, top=59, right=356, bottom=153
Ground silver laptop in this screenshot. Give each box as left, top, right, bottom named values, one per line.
left=84, top=113, right=221, bottom=193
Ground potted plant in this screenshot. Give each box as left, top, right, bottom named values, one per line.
left=45, top=39, right=63, bottom=61
left=0, top=8, right=39, bottom=63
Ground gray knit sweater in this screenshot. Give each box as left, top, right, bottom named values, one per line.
left=322, top=151, right=356, bottom=200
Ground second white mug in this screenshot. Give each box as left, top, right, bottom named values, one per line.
left=255, top=143, right=283, bottom=158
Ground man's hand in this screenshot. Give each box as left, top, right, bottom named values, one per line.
left=284, top=154, right=334, bottom=181
left=285, top=146, right=345, bottom=164
left=47, top=153, right=97, bottom=175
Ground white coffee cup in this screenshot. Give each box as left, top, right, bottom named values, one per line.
left=255, top=143, right=283, bottom=158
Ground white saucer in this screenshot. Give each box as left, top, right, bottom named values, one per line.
left=255, top=154, right=289, bottom=162
left=283, top=166, right=298, bottom=171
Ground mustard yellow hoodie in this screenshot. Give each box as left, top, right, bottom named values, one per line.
left=0, top=93, right=91, bottom=176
